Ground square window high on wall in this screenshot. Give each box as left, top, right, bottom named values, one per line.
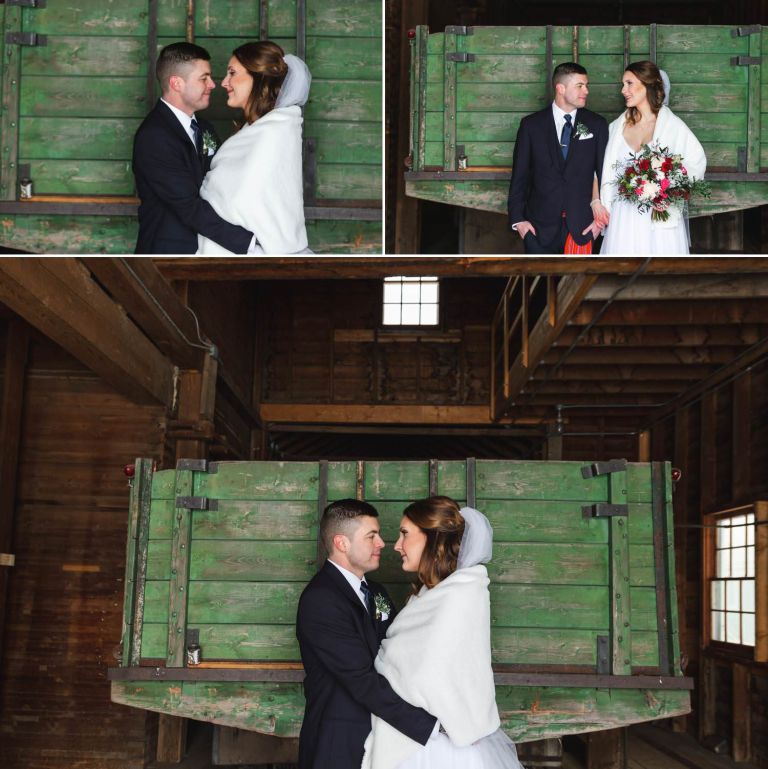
left=704, top=503, right=768, bottom=661
left=382, top=277, right=439, bottom=327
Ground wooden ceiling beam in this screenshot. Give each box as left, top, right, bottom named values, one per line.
left=531, top=364, right=717, bottom=381
left=0, top=259, right=174, bottom=405
left=520, top=381, right=693, bottom=396
left=80, top=257, right=206, bottom=370
left=570, top=299, right=768, bottom=327
left=153, top=257, right=767, bottom=281
left=541, top=347, right=743, bottom=366
left=259, top=403, right=544, bottom=425
left=554, top=324, right=768, bottom=347
left=586, top=273, right=768, bottom=301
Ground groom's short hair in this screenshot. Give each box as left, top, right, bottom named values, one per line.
left=552, top=62, right=588, bottom=89
left=320, top=499, right=379, bottom=554
left=156, top=42, right=211, bottom=92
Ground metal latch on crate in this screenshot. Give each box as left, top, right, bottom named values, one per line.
left=446, top=52, right=475, bottom=62
left=582, top=504, right=629, bottom=518
left=731, top=56, right=761, bottom=66
left=6, top=0, right=46, bottom=7
left=5, top=32, right=47, bottom=46
left=175, top=496, right=218, bottom=511
left=581, top=459, right=627, bottom=478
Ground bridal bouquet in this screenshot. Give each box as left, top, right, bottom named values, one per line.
left=613, top=141, right=710, bottom=222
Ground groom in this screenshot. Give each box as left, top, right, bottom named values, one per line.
left=296, top=499, right=437, bottom=769
left=132, top=42, right=255, bottom=254
left=508, top=62, right=609, bottom=253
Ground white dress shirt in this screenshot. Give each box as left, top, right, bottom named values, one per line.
left=160, top=98, right=199, bottom=149
left=328, top=558, right=369, bottom=610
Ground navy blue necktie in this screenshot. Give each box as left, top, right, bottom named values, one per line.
left=560, top=113, right=573, bottom=159
left=190, top=118, right=203, bottom=157
left=359, top=581, right=373, bottom=617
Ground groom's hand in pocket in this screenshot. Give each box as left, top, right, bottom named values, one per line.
left=582, top=220, right=603, bottom=240
left=515, top=221, right=536, bottom=240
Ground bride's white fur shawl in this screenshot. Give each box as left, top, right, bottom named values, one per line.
left=198, top=105, right=308, bottom=254
left=600, top=104, right=706, bottom=229
left=361, top=565, right=500, bottom=769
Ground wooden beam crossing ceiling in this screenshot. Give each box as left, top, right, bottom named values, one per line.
left=0, top=259, right=174, bottom=405
left=153, top=257, right=768, bottom=281
left=584, top=273, right=768, bottom=301
left=259, top=404, right=544, bottom=425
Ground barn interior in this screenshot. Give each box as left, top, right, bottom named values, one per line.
left=386, top=0, right=768, bottom=254
left=0, top=256, right=766, bottom=769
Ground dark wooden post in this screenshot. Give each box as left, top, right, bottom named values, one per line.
left=0, top=319, right=29, bottom=681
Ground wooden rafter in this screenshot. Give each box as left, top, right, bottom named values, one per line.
left=0, top=259, right=175, bottom=405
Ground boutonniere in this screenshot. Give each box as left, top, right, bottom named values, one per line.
left=574, top=122, right=593, bottom=140
left=373, top=594, right=391, bottom=621
left=202, top=130, right=218, bottom=156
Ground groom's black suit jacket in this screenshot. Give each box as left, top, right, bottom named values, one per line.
left=132, top=99, right=253, bottom=254
left=507, top=106, right=608, bottom=251
left=296, top=561, right=436, bottom=769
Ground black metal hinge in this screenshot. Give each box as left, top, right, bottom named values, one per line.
left=5, top=32, right=47, bottom=46
left=175, top=495, right=218, bottom=511
left=731, top=25, right=761, bottom=37
left=582, top=503, right=629, bottom=518
left=176, top=458, right=218, bottom=473
left=596, top=635, right=610, bottom=674
left=731, top=56, right=761, bottom=66
left=6, top=0, right=46, bottom=6
left=446, top=52, right=475, bottom=62
left=581, top=459, right=627, bottom=479
left=445, top=25, right=473, bottom=35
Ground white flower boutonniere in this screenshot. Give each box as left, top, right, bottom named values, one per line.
left=574, top=122, right=594, bottom=140
left=374, top=593, right=392, bottom=621
left=202, top=130, right=218, bottom=156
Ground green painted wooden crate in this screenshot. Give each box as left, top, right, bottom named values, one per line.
left=404, top=24, right=768, bottom=218
left=0, top=0, right=381, bottom=253
left=109, top=457, right=691, bottom=742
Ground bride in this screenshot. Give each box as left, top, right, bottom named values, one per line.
left=599, top=61, right=706, bottom=254
left=362, top=496, right=522, bottom=769
left=198, top=41, right=311, bottom=255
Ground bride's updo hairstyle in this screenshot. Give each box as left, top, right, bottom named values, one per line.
left=232, top=41, right=288, bottom=123
left=625, top=60, right=665, bottom=126
left=402, top=496, right=465, bottom=592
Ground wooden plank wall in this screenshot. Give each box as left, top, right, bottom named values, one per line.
left=649, top=361, right=768, bottom=762
left=0, top=328, right=166, bottom=769
left=260, top=277, right=505, bottom=404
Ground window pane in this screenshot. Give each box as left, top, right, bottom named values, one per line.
left=401, top=304, right=420, bottom=325
left=731, top=516, right=747, bottom=547
left=420, top=305, right=438, bottom=325
left=716, top=520, right=730, bottom=549
left=726, top=612, right=741, bottom=643
left=742, top=613, right=755, bottom=647
left=732, top=547, right=746, bottom=578
left=383, top=283, right=401, bottom=303
left=421, top=283, right=439, bottom=304
left=742, top=580, right=755, bottom=613
left=712, top=610, right=725, bottom=641
left=746, top=546, right=755, bottom=578
left=402, top=284, right=421, bottom=303
left=711, top=580, right=725, bottom=610
left=717, top=548, right=730, bottom=577
left=726, top=580, right=740, bottom=611
left=383, top=304, right=400, bottom=325
left=746, top=518, right=754, bottom=546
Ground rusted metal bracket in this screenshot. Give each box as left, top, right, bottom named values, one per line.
left=446, top=52, right=475, bottom=62
left=596, top=635, right=610, bottom=674
left=582, top=503, right=629, bottom=518
left=732, top=25, right=761, bottom=37
left=4, top=32, right=47, bottom=46
left=581, top=458, right=627, bottom=478
left=731, top=56, right=762, bottom=66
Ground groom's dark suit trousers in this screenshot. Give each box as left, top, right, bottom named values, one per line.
left=132, top=100, right=253, bottom=254
left=296, top=561, right=436, bottom=769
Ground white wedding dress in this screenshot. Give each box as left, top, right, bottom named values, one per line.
left=600, top=104, right=706, bottom=255
left=197, top=54, right=311, bottom=255
left=361, top=508, right=523, bottom=769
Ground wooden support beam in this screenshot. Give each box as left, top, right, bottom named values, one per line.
left=0, top=319, right=29, bottom=681
left=0, top=259, right=174, bottom=405
left=586, top=728, right=626, bottom=769
left=732, top=662, right=752, bottom=762
left=80, top=257, right=207, bottom=370
left=637, top=430, right=650, bottom=461
left=700, top=392, right=717, bottom=513
left=541, top=347, right=745, bottom=366
left=153, top=256, right=768, bottom=281
left=532, top=364, right=717, bottom=382
left=586, top=273, right=768, bottom=301
left=259, top=403, right=540, bottom=425
left=731, top=372, right=752, bottom=505
left=555, top=324, right=768, bottom=348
